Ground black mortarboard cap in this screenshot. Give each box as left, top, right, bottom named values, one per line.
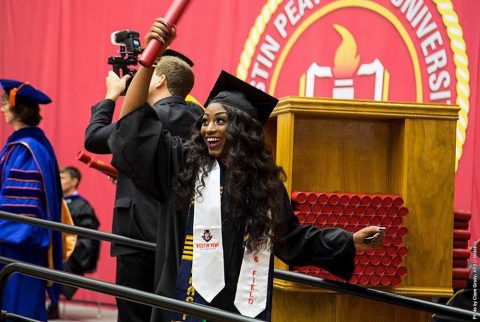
left=163, top=49, right=194, bottom=67
left=204, top=70, right=278, bottom=124
left=0, top=79, right=52, bottom=105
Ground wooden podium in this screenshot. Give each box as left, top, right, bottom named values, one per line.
left=265, top=97, right=459, bottom=322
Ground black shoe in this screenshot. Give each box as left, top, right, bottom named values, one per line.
left=47, top=303, right=60, bottom=320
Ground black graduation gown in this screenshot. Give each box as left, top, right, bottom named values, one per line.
left=87, top=96, right=201, bottom=255
left=64, top=195, right=100, bottom=274
left=62, top=194, right=101, bottom=299
left=110, top=108, right=356, bottom=322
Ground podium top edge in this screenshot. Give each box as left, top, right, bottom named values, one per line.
left=273, top=96, right=459, bottom=120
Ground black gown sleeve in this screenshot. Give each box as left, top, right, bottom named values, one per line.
left=109, top=106, right=187, bottom=201
left=68, top=198, right=101, bottom=274
left=84, top=99, right=116, bottom=154
left=274, top=188, right=356, bottom=280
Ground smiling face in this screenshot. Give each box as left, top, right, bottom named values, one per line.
left=201, top=103, right=228, bottom=158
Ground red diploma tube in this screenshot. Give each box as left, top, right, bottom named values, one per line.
left=391, top=276, right=402, bottom=287
left=88, top=160, right=118, bottom=179
left=392, top=216, right=403, bottom=227
left=454, top=221, right=469, bottom=230
left=369, top=275, right=380, bottom=286
left=380, top=275, right=391, bottom=286
left=317, top=193, right=328, bottom=205
left=354, top=264, right=363, bottom=274
left=140, top=0, right=191, bottom=67
left=381, top=255, right=391, bottom=266
left=453, top=259, right=468, bottom=267
left=291, top=191, right=307, bottom=203
left=397, top=246, right=408, bottom=256
left=327, top=214, right=338, bottom=224
left=338, top=214, right=349, bottom=225
left=305, top=212, right=317, bottom=224
left=358, top=275, right=370, bottom=285
left=306, top=192, right=318, bottom=204
left=453, top=249, right=471, bottom=259
left=316, top=213, right=328, bottom=225
left=369, top=255, right=381, bottom=265
left=381, top=196, right=393, bottom=207
left=294, top=202, right=309, bottom=212
left=77, top=150, right=118, bottom=179
left=327, top=194, right=339, bottom=205
left=363, top=265, right=374, bottom=275
left=454, top=211, right=471, bottom=222
left=453, top=229, right=471, bottom=241
left=453, top=240, right=468, bottom=249
left=387, top=206, right=399, bottom=217
left=360, top=195, right=372, bottom=206
left=374, top=264, right=386, bottom=275
left=349, top=194, right=361, bottom=205
left=311, top=203, right=323, bottom=213
left=371, top=196, right=382, bottom=206
left=338, top=194, right=350, bottom=205
left=349, top=275, right=359, bottom=284
left=366, top=205, right=376, bottom=216
left=452, top=268, right=472, bottom=279
left=396, top=266, right=407, bottom=277
left=452, top=279, right=468, bottom=290
left=391, top=255, right=402, bottom=266
left=376, top=206, right=387, bottom=216
left=370, top=216, right=382, bottom=226
left=76, top=150, right=92, bottom=164
left=397, top=207, right=409, bottom=217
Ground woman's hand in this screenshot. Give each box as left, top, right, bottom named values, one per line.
left=145, top=17, right=177, bottom=48
left=353, top=226, right=385, bottom=250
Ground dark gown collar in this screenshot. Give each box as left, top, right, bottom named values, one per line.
left=152, top=95, right=187, bottom=107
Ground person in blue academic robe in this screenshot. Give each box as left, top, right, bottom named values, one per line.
left=0, top=79, right=63, bottom=322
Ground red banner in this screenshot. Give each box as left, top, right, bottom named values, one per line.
left=1, top=0, right=479, bottom=304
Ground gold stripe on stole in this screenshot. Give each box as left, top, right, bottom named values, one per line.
left=182, top=235, right=194, bottom=260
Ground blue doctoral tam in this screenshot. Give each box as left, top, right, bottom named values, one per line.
left=0, top=79, right=52, bottom=105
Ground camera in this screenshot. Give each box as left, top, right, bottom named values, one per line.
left=107, top=30, right=143, bottom=94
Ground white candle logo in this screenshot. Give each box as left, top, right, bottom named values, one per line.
left=304, top=24, right=388, bottom=100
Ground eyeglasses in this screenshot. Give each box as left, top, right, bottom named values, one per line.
left=1, top=96, right=8, bottom=107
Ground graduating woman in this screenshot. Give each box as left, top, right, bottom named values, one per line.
left=0, top=80, right=63, bottom=321
left=110, top=20, right=384, bottom=322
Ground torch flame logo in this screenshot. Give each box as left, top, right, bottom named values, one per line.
left=332, top=24, right=360, bottom=78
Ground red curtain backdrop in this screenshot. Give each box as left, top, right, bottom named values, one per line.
left=1, top=0, right=479, bottom=304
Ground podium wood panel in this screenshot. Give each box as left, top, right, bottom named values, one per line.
left=267, top=97, right=458, bottom=321
left=272, top=291, right=432, bottom=322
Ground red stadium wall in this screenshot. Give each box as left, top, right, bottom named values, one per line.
left=0, top=0, right=479, bottom=305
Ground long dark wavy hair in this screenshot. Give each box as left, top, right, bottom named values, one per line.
left=174, top=104, right=286, bottom=252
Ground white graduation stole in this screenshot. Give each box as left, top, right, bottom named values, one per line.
left=192, top=159, right=271, bottom=317
left=192, top=160, right=225, bottom=302
left=234, top=240, right=271, bottom=318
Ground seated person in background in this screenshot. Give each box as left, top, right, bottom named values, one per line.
left=48, top=166, right=100, bottom=319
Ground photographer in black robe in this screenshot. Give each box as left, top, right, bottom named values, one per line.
left=85, top=43, right=202, bottom=321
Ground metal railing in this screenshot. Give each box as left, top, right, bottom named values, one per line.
left=1, top=209, right=479, bottom=321
left=0, top=210, right=154, bottom=251
left=0, top=258, right=261, bottom=322
left=0, top=310, right=38, bottom=322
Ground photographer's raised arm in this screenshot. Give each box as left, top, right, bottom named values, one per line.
left=119, top=66, right=154, bottom=118
left=119, top=18, right=174, bottom=118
